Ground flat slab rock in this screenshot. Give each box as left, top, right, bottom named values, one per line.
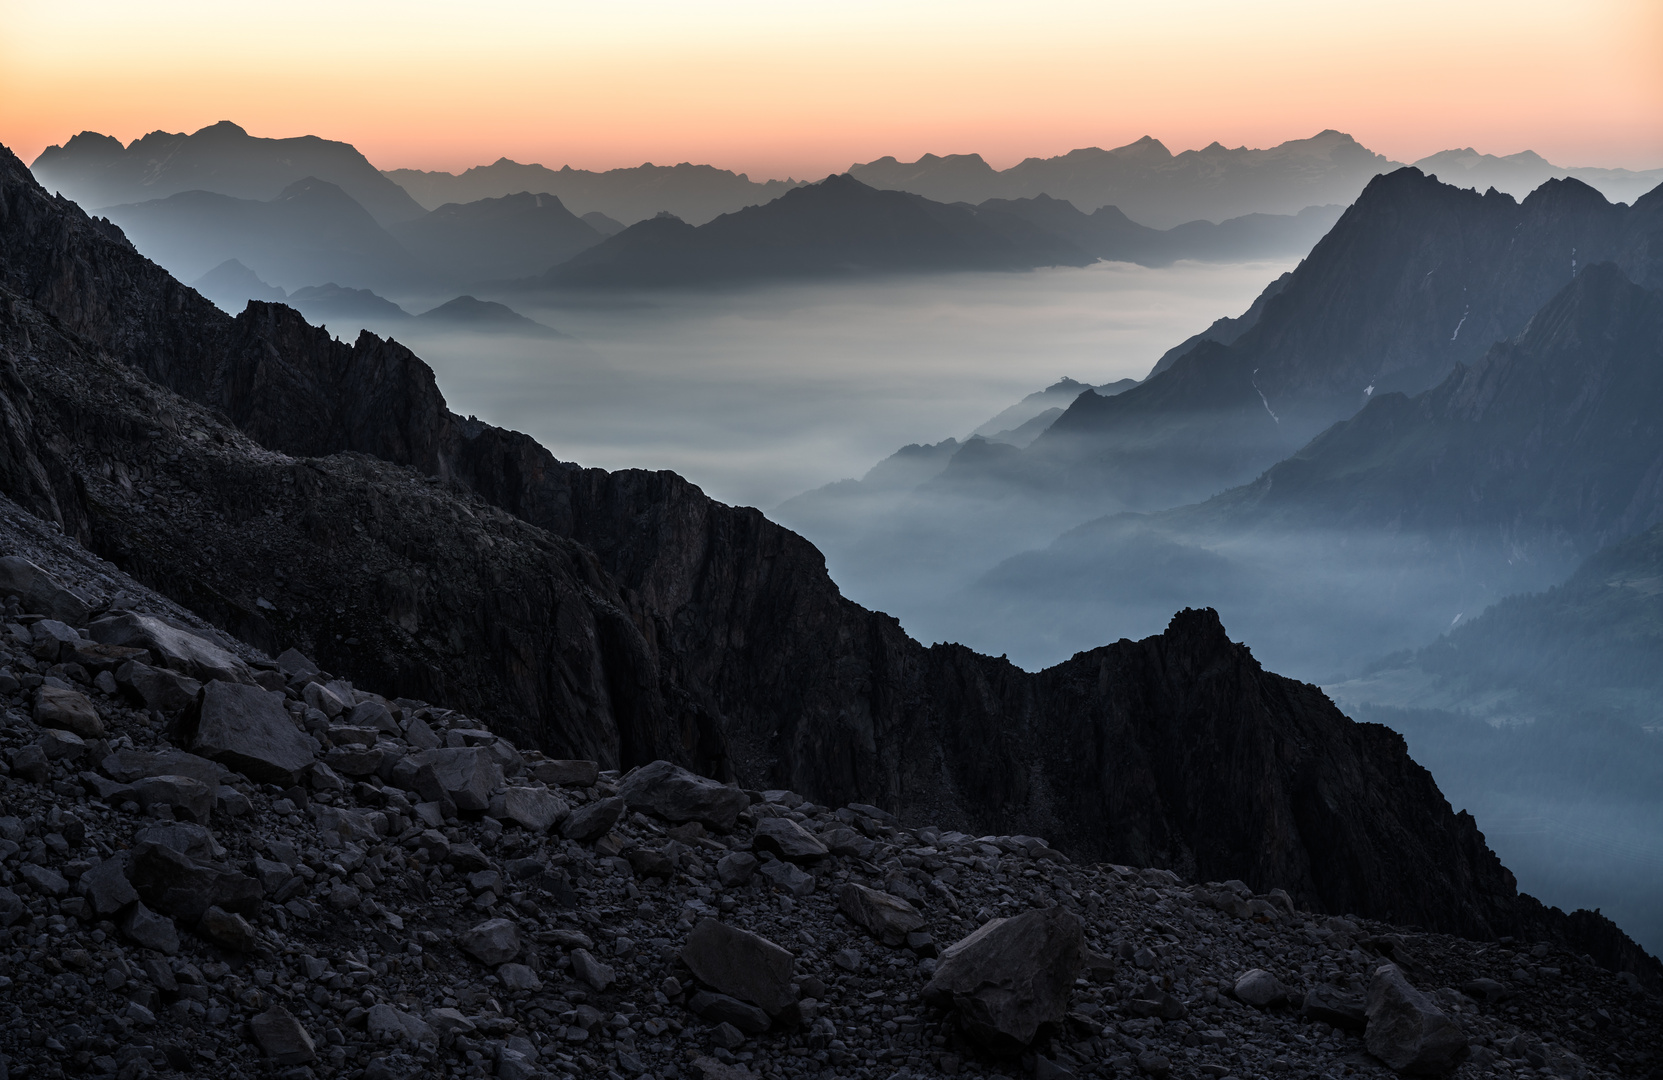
left=190, top=680, right=316, bottom=783
left=680, top=918, right=796, bottom=1015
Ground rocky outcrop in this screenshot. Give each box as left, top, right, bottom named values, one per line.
left=0, top=141, right=1655, bottom=976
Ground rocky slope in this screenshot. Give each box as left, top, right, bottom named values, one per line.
left=0, top=544, right=1657, bottom=1080
left=0, top=142, right=1652, bottom=964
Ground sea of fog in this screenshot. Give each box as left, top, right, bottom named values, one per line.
left=389, top=261, right=1294, bottom=510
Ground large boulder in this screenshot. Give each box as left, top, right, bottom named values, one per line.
left=189, top=680, right=315, bottom=783
left=0, top=556, right=90, bottom=624
left=923, top=906, right=1085, bottom=1050
left=1365, top=964, right=1467, bottom=1074
left=616, top=760, right=749, bottom=830
left=33, top=686, right=104, bottom=738
left=90, top=611, right=253, bottom=685
left=837, top=882, right=925, bottom=946
left=680, top=918, right=796, bottom=1015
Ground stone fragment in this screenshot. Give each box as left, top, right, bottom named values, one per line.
left=817, top=826, right=877, bottom=860
left=460, top=917, right=521, bottom=965
left=122, top=902, right=180, bottom=954
left=31, top=618, right=83, bottom=661
left=346, top=699, right=398, bottom=733
left=100, top=748, right=226, bottom=786
left=689, top=991, right=770, bottom=1034
left=404, top=747, right=502, bottom=811
left=114, top=661, right=203, bottom=715
left=34, top=685, right=104, bottom=737
left=1234, top=968, right=1287, bottom=1008
left=837, top=882, right=925, bottom=946
left=128, top=840, right=260, bottom=920
left=303, top=680, right=349, bottom=718
left=1304, top=983, right=1368, bottom=1029
left=1365, top=963, right=1467, bottom=1074
left=0, top=887, right=21, bottom=927
left=923, top=906, right=1085, bottom=1049
left=197, top=905, right=257, bottom=951
left=533, top=759, right=600, bottom=787
left=8, top=743, right=48, bottom=783
left=323, top=745, right=384, bottom=777
left=752, top=817, right=830, bottom=864
left=1460, top=977, right=1508, bottom=1003
left=716, top=851, right=758, bottom=886
left=571, top=948, right=616, bottom=991
left=367, top=1003, right=434, bottom=1043
left=562, top=796, right=625, bottom=842
left=275, top=648, right=319, bottom=678
left=250, top=1006, right=317, bottom=1064
left=426, top=1008, right=476, bottom=1036
left=20, top=863, right=69, bottom=897
left=627, top=847, right=674, bottom=878
left=0, top=556, right=90, bottom=624
left=680, top=918, right=796, bottom=1014
left=36, top=727, right=86, bottom=760
left=91, top=612, right=254, bottom=684
left=498, top=963, right=542, bottom=991
left=129, top=774, right=215, bottom=823
left=494, top=785, right=568, bottom=832
left=80, top=854, right=138, bottom=915
left=759, top=859, right=815, bottom=896
left=616, top=759, right=749, bottom=830
left=190, top=680, right=316, bottom=783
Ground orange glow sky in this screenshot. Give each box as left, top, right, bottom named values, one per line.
left=3, top=0, right=1660, bottom=179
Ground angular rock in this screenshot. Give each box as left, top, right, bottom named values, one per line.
left=627, top=847, right=675, bottom=878
left=680, top=918, right=796, bottom=1015
left=128, top=841, right=260, bottom=920
left=837, top=882, right=925, bottom=946
left=571, top=947, right=616, bottom=991
left=36, top=727, right=87, bottom=760
left=494, top=785, right=568, bottom=832
left=189, top=680, right=316, bottom=783
left=759, top=859, right=815, bottom=897
left=752, top=817, right=829, bottom=864
left=688, top=991, right=771, bottom=1035
left=31, top=618, right=83, bottom=661
left=498, top=963, right=543, bottom=991
left=562, top=796, right=625, bottom=842
left=616, top=759, right=749, bottom=830
left=532, top=759, right=600, bottom=787
left=33, top=685, right=104, bottom=738
left=1365, top=963, right=1467, bottom=1074
left=460, top=917, right=521, bottom=965
left=250, top=1006, right=317, bottom=1064
left=0, top=556, right=91, bottom=624
left=198, top=905, right=257, bottom=951
left=19, top=863, right=69, bottom=898
left=116, top=660, right=204, bottom=715
left=923, top=906, right=1085, bottom=1049
left=404, top=747, right=501, bottom=812
left=716, top=851, right=759, bottom=887
left=1304, top=983, right=1368, bottom=1030
left=129, top=774, right=215, bottom=824
left=303, top=679, right=349, bottom=718
left=426, top=1008, right=477, bottom=1036
left=91, top=611, right=254, bottom=684
left=121, top=902, right=180, bottom=955
left=367, top=1003, right=434, bottom=1043
left=100, top=748, right=226, bottom=786
left=275, top=648, right=319, bottom=678
left=80, top=854, right=138, bottom=916
left=1235, top=968, right=1288, bottom=1008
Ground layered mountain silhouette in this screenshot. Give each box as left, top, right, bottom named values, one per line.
left=849, top=131, right=1399, bottom=227
left=1413, top=147, right=1663, bottom=205
left=386, top=158, right=804, bottom=226
left=534, top=174, right=1097, bottom=286
left=31, top=120, right=424, bottom=226
left=5, top=138, right=1656, bottom=972
left=387, top=191, right=605, bottom=281
left=99, top=178, right=414, bottom=292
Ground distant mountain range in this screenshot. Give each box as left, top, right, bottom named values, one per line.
left=31, top=120, right=424, bottom=227
left=848, top=132, right=1663, bottom=228
left=189, top=260, right=557, bottom=338
left=385, top=158, right=803, bottom=226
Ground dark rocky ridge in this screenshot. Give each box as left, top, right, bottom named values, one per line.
left=0, top=144, right=1653, bottom=970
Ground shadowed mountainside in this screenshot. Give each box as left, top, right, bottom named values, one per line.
left=3, top=140, right=1652, bottom=971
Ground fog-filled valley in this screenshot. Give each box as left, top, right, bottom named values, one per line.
left=22, top=121, right=1663, bottom=962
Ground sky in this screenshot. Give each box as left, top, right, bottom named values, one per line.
left=2, top=0, right=1660, bottom=178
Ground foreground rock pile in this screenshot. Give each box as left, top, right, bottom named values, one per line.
left=0, top=553, right=1658, bottom=1080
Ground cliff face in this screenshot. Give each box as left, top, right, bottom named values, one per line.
left=0, top=142, right=1649, bottom=961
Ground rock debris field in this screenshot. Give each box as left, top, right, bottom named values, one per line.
left=0, top=552, right=1657, bottom=1080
